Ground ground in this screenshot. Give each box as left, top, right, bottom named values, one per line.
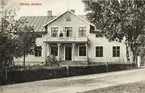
left=82, top=81, right=145, bottom=93
left=0, top=68, right=145, bottom=93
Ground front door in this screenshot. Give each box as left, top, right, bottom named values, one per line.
left=65, top=46, right=72, bottom=60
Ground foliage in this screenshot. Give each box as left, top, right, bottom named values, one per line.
left=0, top=0, right=18, bottom=66
left=13, top=20, right=36, bottom=66
left=83, top=0, right=145, bottom=61
left=0, top=32, right=15, bottom=66
left=46, top=54, right=58, bottom=67
left=0, top=0, right=36, bottom=66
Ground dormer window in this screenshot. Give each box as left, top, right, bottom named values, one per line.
left=66, top=16, right=71, bottom=21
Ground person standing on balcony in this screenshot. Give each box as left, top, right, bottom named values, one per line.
left=59, top=31, right=63, bottom=37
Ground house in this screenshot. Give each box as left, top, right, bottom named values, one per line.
left=14, top=10, right=128, bottom=66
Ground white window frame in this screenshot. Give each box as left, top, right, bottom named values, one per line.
left=51, top=27, right=58, bottom=37
left=78, top=45, right=86, bottom=56
left=112, top=46, right=120, bottom=57
left=95, top=46, right=103, bottom=57
left=79, top=27, right=86, bottom=37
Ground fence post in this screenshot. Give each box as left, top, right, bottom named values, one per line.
left=106, top=62, right=108, bottom=72
left=66, top=65, right=69, bottom=76
left=4, top=66, right=7, bottom=83
left=2, top=61, right=8, bottom=84
left=137, top=56, right=141, bottom=68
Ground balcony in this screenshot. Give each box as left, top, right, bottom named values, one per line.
left=44, top=37, right=88, bottom=43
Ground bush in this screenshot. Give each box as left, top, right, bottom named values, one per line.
left=68, top=65, right=107, bottom=76
left=6, top=67, right=67, bottom=84
left=0, top=63, right=137, bottom=85
left=46, top=54, right=58, bottom=66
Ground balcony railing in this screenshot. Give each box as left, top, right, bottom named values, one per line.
left=44, top=37, right=88, bottom=43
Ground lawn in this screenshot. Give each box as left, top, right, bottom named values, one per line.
left=82, top=80, right=145, bottom=93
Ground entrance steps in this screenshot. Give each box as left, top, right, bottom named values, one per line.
left=59, top=61, right=88, bottom=66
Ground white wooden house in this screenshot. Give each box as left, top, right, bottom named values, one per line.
left=14, top=10, right=128, bottom=66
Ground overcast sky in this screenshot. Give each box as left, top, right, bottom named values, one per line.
left=9, top=0, right=86, bottom=17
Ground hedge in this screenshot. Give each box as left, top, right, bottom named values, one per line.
left=0, top=63, right=137, bottom=85
left=6, top=67, right=67, bottom=84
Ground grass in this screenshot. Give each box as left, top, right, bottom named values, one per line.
left=82, top=80, right=145, bottom=93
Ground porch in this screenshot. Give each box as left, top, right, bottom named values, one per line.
left=44, top=37, right=89, bottom=64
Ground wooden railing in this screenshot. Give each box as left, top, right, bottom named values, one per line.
left=45, top=37, right=88, bottom=43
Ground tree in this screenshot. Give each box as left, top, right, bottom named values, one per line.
left=14, top=21, right=36, bottom=66
left=0, top=0, right=36, bottom=66
left=0, top=0, right=18, bottom=66
left=83, top=0, right=145, bottom=63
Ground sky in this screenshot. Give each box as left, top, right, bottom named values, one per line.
left=9, top=0, right=86, bottom=17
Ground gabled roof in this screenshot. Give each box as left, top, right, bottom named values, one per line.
left=44, top=10, right=95, bottom=27
left=19, top=10, right=96, bottom=32
left=19, top=16, right=56, bottom=32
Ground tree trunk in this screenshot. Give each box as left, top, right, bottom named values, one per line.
left=126, top=44, right=134, bottom=63
left=5, top=66, right=7, bottom=81
left=126, top=42, right=137, bottom=64
left=23, top=50, right=25, bottom=67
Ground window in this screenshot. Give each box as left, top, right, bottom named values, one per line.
left=96, top=32, right=103, bottom=37
left=51, top=27, right=58, bottom=37
left=35, top=46, right=42, bottom=57
left=113, top=46, right=120, bottom=57
left=66, top=16, right=71, bottom=21
left=64, top=27, right=72, bottom=37
left=79, top=46, right=86, bottom=56
left=96, top=46, right=103, bottom=57
left=79, top=27, right=86, bottom=37
left=51, top=46, right=58, bottom=56
left=35, top=34, right=42, bottom=38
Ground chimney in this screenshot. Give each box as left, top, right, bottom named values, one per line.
left=47, top=10, right=52, bottom=17
left=70, top=9, right=75, bottom=13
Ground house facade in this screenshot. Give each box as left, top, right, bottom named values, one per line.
left=14, top=10, right=128, bottom=66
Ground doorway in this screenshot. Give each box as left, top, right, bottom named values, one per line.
left=65, top=46, right=72, bottom=60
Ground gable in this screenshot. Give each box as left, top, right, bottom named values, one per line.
left=44, top=11, right=94, bottom=27
left=18, top=10, right=96, bottom=33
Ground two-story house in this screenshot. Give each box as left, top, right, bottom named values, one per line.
left=14, top=10, right=128, bottom=66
